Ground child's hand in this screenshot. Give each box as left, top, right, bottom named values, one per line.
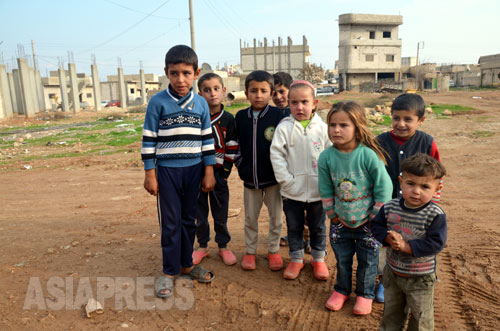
left=202, top=166, right=215, bottom=192
left=385, top=230, right=402, bottom=248
left=387, top=230, right=412, bottom=254
left=144, top=169, right=158, bottom=196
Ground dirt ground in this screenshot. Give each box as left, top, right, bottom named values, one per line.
left=1, top=90, right=499, bottom=330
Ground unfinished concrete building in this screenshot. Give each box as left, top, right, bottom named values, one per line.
left=338, top=13, right=403, bottom=91
left=240, top=36, right=310, bottom=78
left=479, top=54, right=500, bottom=86
left=102, top=73, right=160, bottom=104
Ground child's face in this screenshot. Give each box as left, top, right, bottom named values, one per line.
left=328, top=110, right=357, bottom=152
left=399, top=172, right=441, bottom=208
left=199, top=78, right=226, bottom=111
left=245, top=80, right=272, bottom=111
left=391, top=109, right=424, bottom=139
left=289, top=86, right=318, bottom=121
left=272, top=84, right=289, bottom=109
left=164, top=63, right=200, bottom=97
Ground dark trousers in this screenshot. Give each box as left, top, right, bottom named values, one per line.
left=196, top=169, right=230, bottom=248
left=157, top=162, right=202, bottom=276
left=282, top=198, right=326, bottom=253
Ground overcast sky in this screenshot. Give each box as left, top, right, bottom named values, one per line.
left=1, top=0, right=498, bottom=78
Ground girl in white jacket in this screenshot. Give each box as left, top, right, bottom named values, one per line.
left=270, top=80, right=331, bottom=280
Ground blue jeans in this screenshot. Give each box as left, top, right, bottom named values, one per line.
left=330, top=222, right=380, bottom=299
left=283, top=198, right=326, bottom=255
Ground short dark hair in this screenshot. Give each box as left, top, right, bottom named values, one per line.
left=401, top=153, right=446, bottom=179
left=198, top=72, right=224, bottom=90
left=164, top=45, right=198, bottom=72
left=391, top=93, right=426, bottom=118
left=273, top=72, right=293, bottom=89
left=245, top=70, right=273, bottom=91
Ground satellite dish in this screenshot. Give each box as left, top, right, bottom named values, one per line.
left=201, top=63, right=212, bottom=71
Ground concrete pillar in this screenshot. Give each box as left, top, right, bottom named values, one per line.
left=272, top=40, right=276, bottom=74
left=91, top=64, right=102, bottom=110
left=140, top=69, right=146, bottom=104
left=68, top=63, right=80, bottom=112
left=264, top=38, right=268, bottom=71
left=0, top=64, right=14, bottom=119
left=117, top=67, right=127, bottom=109
left=17, top=58, right=37, bottom=117
left=7, top=72, right=18, bottom=114
left=253, top=39, right=257, bottom=70
left=278, top=37, right=282, bottom=72
left=302, top=35, right=307, bottom=69
left=239, top=39, right=243, bottom=73
left=13, top=69, right=24, bottom=115
left=58, top=68, right=69, bottom=112
left=287, top=37, right=292, bottom=74
left=35, top=70, right=45, bottom=111
left=28, top=67, right=39, bottom=113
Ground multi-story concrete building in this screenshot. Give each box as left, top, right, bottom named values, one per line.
left=338, top=13, right=403, bottom=91
left=240, top=36, right=310, bottom=78
left=479, top=53, right=500, bottom=86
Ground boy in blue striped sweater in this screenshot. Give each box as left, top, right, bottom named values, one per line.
left=141, top=45, right=216, bottom=298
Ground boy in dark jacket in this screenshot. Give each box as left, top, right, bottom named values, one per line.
left=193, top=73, right=238, bottom=266
left=235, top=70, right=286, bottom=271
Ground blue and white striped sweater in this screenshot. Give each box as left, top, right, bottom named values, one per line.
left=141, top=89, right=215, bottom=170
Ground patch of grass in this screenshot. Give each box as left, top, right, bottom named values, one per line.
left=473, top=115, right=492, bottom=123
left=380, top=115, right=392, bottom=126
left=225, top=102, right=250, bottom=114
left=471, top=130, right=494, bottom=138
left=429, top=104, right=475, bottom=115
left=450, top=86, right=500, bottom=92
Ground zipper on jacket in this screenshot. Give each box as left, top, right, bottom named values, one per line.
left=252, top=116, right=259, bottom=188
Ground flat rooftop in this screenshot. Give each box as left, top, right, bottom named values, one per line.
left=339, top=13, right=403, bottom=25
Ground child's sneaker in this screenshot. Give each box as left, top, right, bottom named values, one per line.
left=192, top=250, right=209, bottom=265
left=311, top=261, right=329, bottom=280
left=283, top=261, right=304, bottom=280
left=219, top=249, right=237, bottom=266
left=375, top=282, right=385, bottom=303
left=325, top=291, right=349, bottom=311
left=353, top=296, right=373, bottom=315
left=241, top=254, right=256, bottom=270
left=267, top=253, right=283, bottom=271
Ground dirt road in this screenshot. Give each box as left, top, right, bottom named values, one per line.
left=1, top=90, right=499, bottom=330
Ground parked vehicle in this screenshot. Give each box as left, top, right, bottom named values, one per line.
left=316, top=86, right=334, bottom=95
left=100, top=100, right=108, bottom=108
left=105, top=100, right=121, bottom=107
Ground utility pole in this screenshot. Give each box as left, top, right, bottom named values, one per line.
left=415, top=41, right=424, bottom=90
left=31, top=40, right=37, bottom=71
left=189, top=0, right=195, bottom=51
left=189, top=0, right=198, bottom=92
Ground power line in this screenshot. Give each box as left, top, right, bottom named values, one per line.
left=202, top=0, right=249, bottom=43
left=103, top=0, right=187, bottom=20
left=78, top=0, right=173, bottom=54
left=105, top=21, right=185, bottom=61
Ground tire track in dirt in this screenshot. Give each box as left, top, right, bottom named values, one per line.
left=286, top=270, right=327, bottom=331
left=436, top=250, right=477, bottom=330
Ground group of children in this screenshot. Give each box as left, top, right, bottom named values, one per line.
left=141, top=45, right=447, bottom=330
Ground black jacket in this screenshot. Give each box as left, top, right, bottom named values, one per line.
left=377, top=130, right=434, bottom=198
left=235, top=105, right=286, bottom=189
